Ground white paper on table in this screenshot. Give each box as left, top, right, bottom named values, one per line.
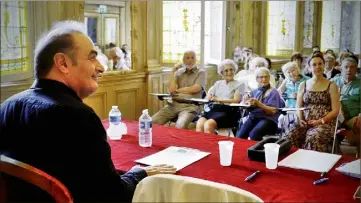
left=183, top=98, right=210, bottom=103
left=135, top=146, right=211, bottom=171
left=278, top=149, right=341, bottom=173
left=336, top=159, right=360, bottom=178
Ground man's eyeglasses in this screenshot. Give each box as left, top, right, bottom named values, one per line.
left=256, top=76, right=269, bottom=79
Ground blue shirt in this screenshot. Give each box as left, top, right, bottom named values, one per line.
left=284, top=74, right=310, bottom=107
left=249, top=88, right=285, bottom=124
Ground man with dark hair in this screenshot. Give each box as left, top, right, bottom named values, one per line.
left=0, top=20, right=175, bottom=202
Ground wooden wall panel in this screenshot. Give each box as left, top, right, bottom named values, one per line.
left=147, top=72, right=163, bottom=115
left=83, top=90, right=107, bottom=119
left=115, top=88, right=138, bottom=120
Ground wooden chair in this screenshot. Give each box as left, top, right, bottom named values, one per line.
left=0, top=155, right=73, bottom=203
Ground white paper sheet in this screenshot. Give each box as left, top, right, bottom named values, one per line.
left=150, top=93, right=172, bottom=96
left=336, top=159, right=360, bottom=178
left=278, top=149, right=341, bottom=173
left=279, top=107, right=307, bottom=111
left=183, top=98, right=210, bottom=103
left=135, top=146, right=211, bottom=171
left=227, top=103, right=251, bottom=107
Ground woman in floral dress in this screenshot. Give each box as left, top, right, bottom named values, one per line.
left=286, top=53, right=340, bottom=152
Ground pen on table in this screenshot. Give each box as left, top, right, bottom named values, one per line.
left=313, top=178, right=329, bottom=185
left=245, top=170, right=260, bottom=182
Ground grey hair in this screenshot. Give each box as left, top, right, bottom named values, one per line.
left=34, top=20, right=88, bottom=79
left=282, top=62, right=300, bottom=78
left=249, top=57, right=269, bottom=70
left=254, top=67, right=271, bottom=79
left=341, top=57, right=358, bottom=67
left=217, top=59, right=238, bottom=75
left=183, top=50, right=197, bottom=61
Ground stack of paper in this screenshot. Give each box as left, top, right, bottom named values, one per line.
left=336, top=159, right=360, bottom=179
left=135, top=146, right=211, bottom=171
left=278, top=149, right=342, bottom=173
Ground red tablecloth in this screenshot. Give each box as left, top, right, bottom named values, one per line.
left=103, top=120, right=359, bottom=202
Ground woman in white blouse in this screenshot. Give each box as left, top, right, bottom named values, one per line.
left=196, top=59, right=246, bottom=134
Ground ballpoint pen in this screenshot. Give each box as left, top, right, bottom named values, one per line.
left=245, top=171, right=260, bottom=182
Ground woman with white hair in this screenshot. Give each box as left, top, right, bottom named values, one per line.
left=234, top=57, right=276, bottom=90
left=278, top=62, right=310, bottom=108
left=236, top=67, right=285, bottom=141
left=196, top=59, right=246, bottom=134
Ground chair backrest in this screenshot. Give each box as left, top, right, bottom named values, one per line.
left=132, top=174, right=263, bottom=202
left=0, top=155, right=73, bottom=203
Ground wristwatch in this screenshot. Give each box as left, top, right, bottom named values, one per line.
left=321, top=118, right=325, bottom=124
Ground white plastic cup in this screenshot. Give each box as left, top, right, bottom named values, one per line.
left=107, top=124, right=123, bottom=140
left=218, top=141, right=234, bottom=166
left=264, top=143, right=280, bottom=169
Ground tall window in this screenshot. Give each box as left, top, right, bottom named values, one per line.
left=303, top=1, right=315, bottom=49
left=340, top=1, right=360, bottom=53
left=320, top=1, right=341, bottom=52
left=266, top=1, right=296, bottom=56
left=162, top=1, right=226, bottom=65
left=1, top=1, right=29, bottom=75
left=162, top=1, right=201, bottom=64
left=204, top=1, right=225, bottom=64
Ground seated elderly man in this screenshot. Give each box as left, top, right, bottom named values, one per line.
left=152, top=50, right=205, bottom=129
left=235, top=57, right=276, bottom=90
left=331, top=55, right=360, bottom=155
left=324, top=54, right=341, bottom=80
left=196, top=59, right=246, bottom=134
left=236, top=67, right=285, bottom=141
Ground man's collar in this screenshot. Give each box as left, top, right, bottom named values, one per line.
left=179, top=65, right=198, bottom=74
left=31, top=79, right=82, bottom=101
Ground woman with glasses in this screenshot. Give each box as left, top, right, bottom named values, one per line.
left=286, top=53, right=340, bottom=152
left=196, top=59, right=246, bottom=134
left=236, top=67, right=285, bottom=141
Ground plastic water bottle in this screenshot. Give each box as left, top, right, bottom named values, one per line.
left=108, top=106, right=122, bottom=140
left=139, top=109, right=152, bottom=147
left=109, top=106, right=121, bottom=125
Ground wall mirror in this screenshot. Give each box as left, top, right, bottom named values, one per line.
left=84, top=0, right=132, bottom=71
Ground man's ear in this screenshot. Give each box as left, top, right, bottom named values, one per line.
left=53, top=53, right=71, bottom=74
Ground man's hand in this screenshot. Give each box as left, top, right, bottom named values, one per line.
left=172, top=63, right=183, bottom=72
left=133, top=164, right=176, bottom=176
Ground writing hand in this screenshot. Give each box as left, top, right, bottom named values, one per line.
left=247, top=98, right=260, bottom=106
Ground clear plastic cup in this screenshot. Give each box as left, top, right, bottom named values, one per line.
left=264, top=143, right=280, bottom=169
left=218, top=141, right=234, bottom=166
